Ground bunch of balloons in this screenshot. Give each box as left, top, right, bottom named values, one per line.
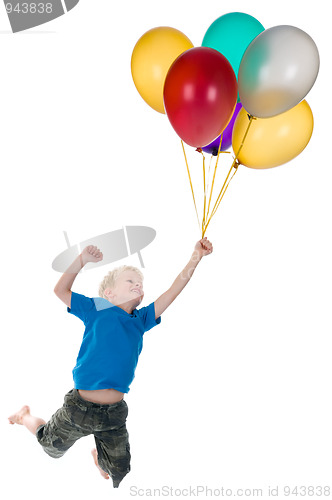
left=131, top=13, right=319, bottom=236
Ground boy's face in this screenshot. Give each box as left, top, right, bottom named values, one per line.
left=105, top=270, right=144, bottom=309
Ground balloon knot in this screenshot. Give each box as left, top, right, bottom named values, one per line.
left=196, top=148, right=202, bottom=153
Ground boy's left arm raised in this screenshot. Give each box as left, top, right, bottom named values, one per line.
left=154, top=237, right=213, bottom=319
left=54, top=245, right=103, bottom=308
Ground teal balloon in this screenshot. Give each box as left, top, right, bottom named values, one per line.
left=202, top=12, right=265, bottom=79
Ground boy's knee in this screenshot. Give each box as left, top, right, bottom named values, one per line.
left=36, top=425, right=68, bottom=459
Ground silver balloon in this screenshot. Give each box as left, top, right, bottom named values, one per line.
left=238, top=25, right=320, bottom=118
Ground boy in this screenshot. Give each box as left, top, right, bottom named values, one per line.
left=9, top=237, right=213, bottom=487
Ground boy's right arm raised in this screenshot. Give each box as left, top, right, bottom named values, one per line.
left=54, top=245, right=103, bottom=308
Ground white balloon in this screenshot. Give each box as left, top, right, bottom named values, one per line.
left=238, top=25, right=320, bottom=118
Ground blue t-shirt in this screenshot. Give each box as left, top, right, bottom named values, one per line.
left=67, top=292, right=161, bottom=392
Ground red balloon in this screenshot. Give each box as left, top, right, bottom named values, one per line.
left=163, top=47, right=238, bottom=148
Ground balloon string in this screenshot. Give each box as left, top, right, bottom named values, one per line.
left=205, top=153, right=213, bottom=199
left=236, top=114, right=255, bottom=159
left=202, top=151, right=207, bottom=235
left=202, top=115, right=255, bottom=236
left=202, top=161, right=237, bottom=236
left=210, top=161, right=239, bottom=219
left=205, top=133, right=223, bottom=223
left=181, top=140, right=200, bottom=233
left=205, top=165, right=239, bottom=234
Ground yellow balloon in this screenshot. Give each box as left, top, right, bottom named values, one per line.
left=232, top=100, right=314, bottom=169
left=131, top=27, right=194, bottom=114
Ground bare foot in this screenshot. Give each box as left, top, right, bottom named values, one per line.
left=8, top=405, right=30, bottom=425
left=91, top=448, right=109, bottom=480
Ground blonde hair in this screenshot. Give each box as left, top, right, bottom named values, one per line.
left=98, top=265, right=144, bottom=298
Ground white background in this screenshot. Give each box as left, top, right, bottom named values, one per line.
left=1, top=0, right=331, bottom=498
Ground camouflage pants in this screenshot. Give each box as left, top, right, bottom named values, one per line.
left=36, top=389, right=130, bottom=487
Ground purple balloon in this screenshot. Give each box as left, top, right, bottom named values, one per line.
left=202, top=102, right=242, bottom=155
